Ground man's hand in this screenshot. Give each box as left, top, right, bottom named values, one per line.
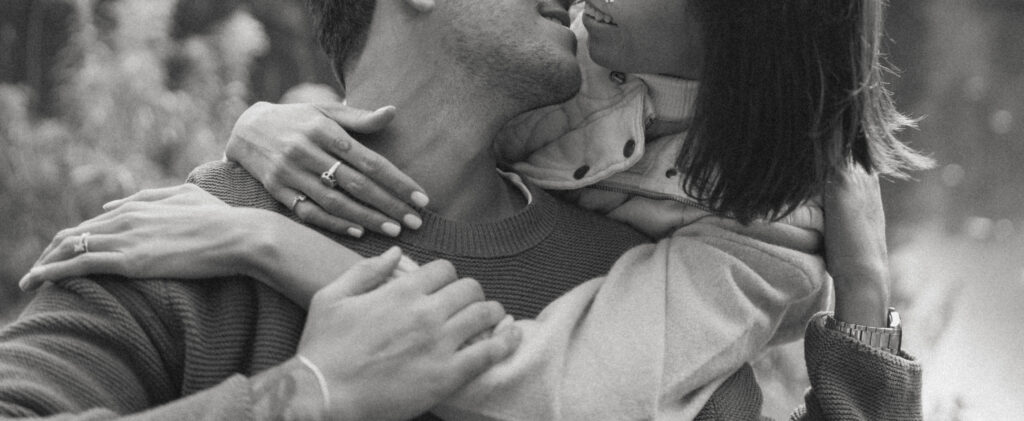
left=253, top=247, right=521, bottom=421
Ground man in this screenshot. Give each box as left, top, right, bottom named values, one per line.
left=0, top=0, right=651, bottom=419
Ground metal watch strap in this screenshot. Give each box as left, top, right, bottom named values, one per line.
left=824, top=308, right=902, bottom=355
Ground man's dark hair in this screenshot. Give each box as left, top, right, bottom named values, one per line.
left=680, top=0, right=934, bottom=223
left=306, top=0, right=376, bottom=88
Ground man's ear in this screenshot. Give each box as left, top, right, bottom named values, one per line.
left=404, top=0, right=435, bottom=13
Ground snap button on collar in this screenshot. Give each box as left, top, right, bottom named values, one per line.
left=574, top=165, right=591, bottom=180
left=623, top=139, right=637, bottom=158
left=609, top=71, right=627, bottom=85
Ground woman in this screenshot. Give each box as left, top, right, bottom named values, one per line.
left=21, top=0, right=925, bottom=418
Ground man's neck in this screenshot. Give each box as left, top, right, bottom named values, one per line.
left=344, top=68, right=528, bottom=222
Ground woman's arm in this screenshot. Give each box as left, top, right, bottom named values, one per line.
left=789, top=165, right=922, bottom=420
left=20, top=184, right=366, bottom=308
left=437, top=166, right=917, bottom=420
left=433, top=217, right=832, bottom=420
left=22, top=99, right=430, bottom=305
left=823, top=165, right=891, bottom=327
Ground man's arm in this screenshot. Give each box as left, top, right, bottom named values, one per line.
left=0, top=278, right=259, bottom=420
left=0, top=250, right=521, bottom=420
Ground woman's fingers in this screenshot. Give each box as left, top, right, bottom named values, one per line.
left=269, top=185, right=366, bottom=239
left=21, top=249, right=124, bottom=291
left=270, top=136, right=407, bottom=236
left=102, top=185, right=195, bottom=211
left=288, top=163, right=403, bottom=237
left=308, top=103, right=429, bottom=210
left=36, top=232, right=118, bottom=267
left=298, top=131, right=424, bottom=231
left=36, top=216, right=118, bottom=265
left=312, top=103, right=396, bottom=134
left=315, top=131, right=430, bottom=211
left=328, top=159, right=423, bottom=230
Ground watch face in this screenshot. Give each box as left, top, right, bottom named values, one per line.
left=888, top=307, right=902, bottom=329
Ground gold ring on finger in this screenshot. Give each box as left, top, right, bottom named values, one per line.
left=291, top=194, right=308, bottom=211
left=73, top=232, right=91, bottom=254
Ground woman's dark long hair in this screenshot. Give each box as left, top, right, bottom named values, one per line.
left=680, top=0, right=933, bottom=223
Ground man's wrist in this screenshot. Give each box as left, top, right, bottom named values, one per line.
left=251, top=358, right=329, bottom=421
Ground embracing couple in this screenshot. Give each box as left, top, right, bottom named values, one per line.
left=2, top=0, right=925, bottom=419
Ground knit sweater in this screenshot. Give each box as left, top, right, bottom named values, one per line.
left=0, top=163, right=922, bottom=420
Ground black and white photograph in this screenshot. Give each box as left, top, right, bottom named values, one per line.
left=1, top=0, right=1022, bottom=419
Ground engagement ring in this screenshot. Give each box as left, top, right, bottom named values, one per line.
left=320, top=161, right=342, bottom=188
left=73, top=232, right=90, bottom=254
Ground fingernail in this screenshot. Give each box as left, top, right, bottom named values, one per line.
left=102, top=200, right=121, bottom=210
left=403, top=214, right=423, bottom=230
left=381, top=222, right=402, bottom=237
left=411, top=191, right=430, bottom=208
left=19, top=268, right=40, bottom=290
left=347, top=227, right=364, bottom=238
left=18, top=275, right=31, bottom=291
left=375, top=105, right=396, bottom=114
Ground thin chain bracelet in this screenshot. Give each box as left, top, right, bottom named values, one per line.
left=297, top=355, right=331, bottom=419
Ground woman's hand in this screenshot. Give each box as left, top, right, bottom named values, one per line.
left=19, top=184, right=276, bottom=291
left=226, top=102, right=430, bottom=239
left=823, top=165, right=891, bottom=327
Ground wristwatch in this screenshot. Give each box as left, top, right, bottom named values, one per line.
left=824, top=307, right=902, bottom=355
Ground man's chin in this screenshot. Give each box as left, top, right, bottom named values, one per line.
left=519, top=60, right=582, bottom=110
left=552, top=66, right=583, bottom=104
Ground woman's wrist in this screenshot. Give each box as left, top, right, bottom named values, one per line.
left=832, top=280, right=890, bottom=327
left=237, top=208, right=367, bottom=308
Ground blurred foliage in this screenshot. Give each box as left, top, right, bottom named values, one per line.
left=0, top=0, right=287, bottom=319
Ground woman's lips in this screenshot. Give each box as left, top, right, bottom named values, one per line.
left=583, top=1, right=616, bottom=25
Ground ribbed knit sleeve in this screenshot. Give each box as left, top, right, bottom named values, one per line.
left=790, top=312, right=923, bottom=421
left=0, top=277, right=284, bottom=420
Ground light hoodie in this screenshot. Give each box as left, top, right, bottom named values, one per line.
left=432, top=13, right=833, bottom=421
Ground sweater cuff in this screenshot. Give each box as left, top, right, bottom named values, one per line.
left=803, top=312, right=923, bottom=420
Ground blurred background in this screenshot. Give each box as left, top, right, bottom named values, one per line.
left=1, top=0, right=1022, bottom=419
